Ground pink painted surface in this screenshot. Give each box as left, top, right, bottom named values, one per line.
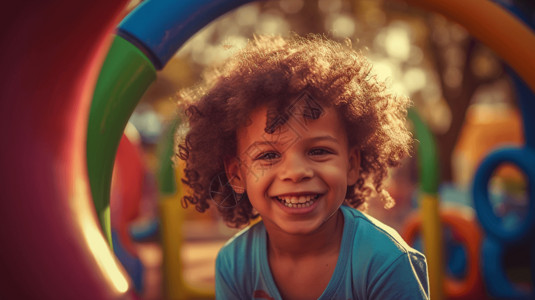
left=0, top=2, right=133, bottom=299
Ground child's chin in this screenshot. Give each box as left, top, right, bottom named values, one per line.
left=276, top=219, right=324, bottom=235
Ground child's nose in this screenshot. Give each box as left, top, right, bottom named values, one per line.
left=278, top=155, right=313, bottom=182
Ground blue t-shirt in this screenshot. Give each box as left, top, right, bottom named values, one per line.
left=215, top=205, right=429, bottom=299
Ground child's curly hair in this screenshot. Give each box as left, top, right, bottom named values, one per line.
left=176, top=34, right=412, bottom=228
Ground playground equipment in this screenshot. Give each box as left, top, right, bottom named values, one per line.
left=407, top=108, right=444, bottom=299
left=87, top=35, right=156, bottom=244
left=402, top=207, right=486, bottom=300
left=110, top=134, right=146, bottom=292
left=0, top=1, right=133, bottom=299
left=156, top=119, right=216, bottom=299
left=470, top=3, right=535, bottom=299
left=481, top=238, right=534, bottom=299
left=2, top=0, right=535, bottom=299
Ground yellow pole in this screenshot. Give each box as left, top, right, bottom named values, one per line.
left=159, top=193, right=185, bottom=299
left=420, top=193, right=444, bottom=300
left=159, top=162, right=215, bottom=299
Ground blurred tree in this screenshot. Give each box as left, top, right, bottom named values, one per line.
left=426, top=16, right=506, bottom=182
left=426, top=0, right=535, bottom=182
left=280, top=0, right=325, bottom=34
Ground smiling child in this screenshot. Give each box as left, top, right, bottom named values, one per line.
left=177, top=34, right=429, bottom=299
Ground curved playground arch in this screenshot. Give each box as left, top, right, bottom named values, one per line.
left=1, top=0, right=534, bottom=299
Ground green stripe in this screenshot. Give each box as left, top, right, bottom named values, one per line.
left=157, top=118, right=180, bottom=195
left=87, top=35, right=156, bottom=245
left=408, top=108, right=440, bottom=195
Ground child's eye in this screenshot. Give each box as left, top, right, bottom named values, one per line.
left=255, top=151, right=280, bottom=161
left=309, top=148, right=333, bottom=156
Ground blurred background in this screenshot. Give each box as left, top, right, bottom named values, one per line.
left=112, top=0, right=534, bottom=299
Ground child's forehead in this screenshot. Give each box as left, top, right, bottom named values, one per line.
left=237, top=104, right=347, bottom=145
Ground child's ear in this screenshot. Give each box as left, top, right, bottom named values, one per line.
left=347, top=146, right=361, bottom=186
left=224, top=156, right=246, bottom=194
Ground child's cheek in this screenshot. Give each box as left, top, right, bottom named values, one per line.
left=240, top=161, right=274, bottom=182
left=250, top=161, right=274, bottom=179
left=322, top=164, right=348, bottom=184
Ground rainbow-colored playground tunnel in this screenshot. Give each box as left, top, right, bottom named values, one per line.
left=2, top=0, right=535, bottom=299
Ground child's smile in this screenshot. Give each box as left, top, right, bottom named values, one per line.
left=226, top=103, right=360, bottom=235
left=274, top=193, right=320, bottom=209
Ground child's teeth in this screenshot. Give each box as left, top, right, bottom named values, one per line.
left=279, top=195, right=319, bottom=208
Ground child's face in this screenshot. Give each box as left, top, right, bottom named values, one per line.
left=226, top=104, right=360, bottom=235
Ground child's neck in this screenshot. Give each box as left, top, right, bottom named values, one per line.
left=265, top=209, right=344, bottom=259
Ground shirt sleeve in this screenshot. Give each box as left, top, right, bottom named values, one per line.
left=215, top=250, right=243, bottom=300
left=367, top=252, right=430, bottom=300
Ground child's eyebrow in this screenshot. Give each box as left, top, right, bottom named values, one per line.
left=247, top=135, right=339, bottom=150
left=248, top=141, right=277, bottom=148
left=307, top=135, right=339, bottom=143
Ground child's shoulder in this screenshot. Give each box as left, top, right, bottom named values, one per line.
left=342, top=206, right=429, bottom=297
left=341, top=205, right=423, bottom=259
left=217, top=220, right=265, bottom=262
